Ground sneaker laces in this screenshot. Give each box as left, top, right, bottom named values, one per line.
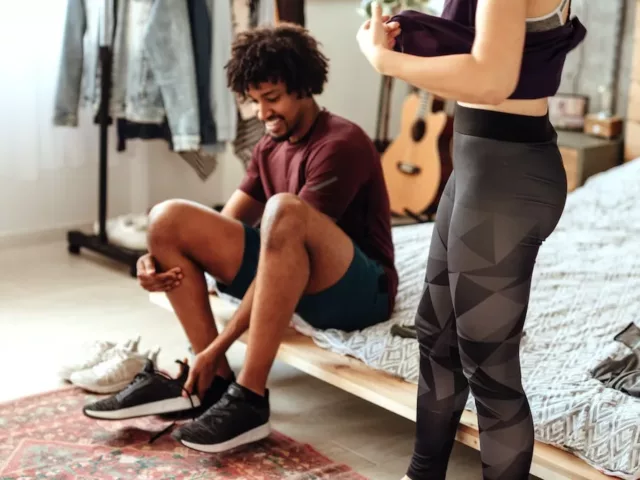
left=115, top=371, right=149, bottom=401
left=115, top=364, right=179, bottom=401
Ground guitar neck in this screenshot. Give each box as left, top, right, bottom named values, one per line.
left=374, top=75, right=394, bottom=148
left=408, top=85, right=453, bottom=117
left=417, top=90, right=430, bottom=118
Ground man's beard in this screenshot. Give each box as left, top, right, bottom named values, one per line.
left=269, top=130, right=293, bottom=142
left=264, top=116, right=295, bottom=142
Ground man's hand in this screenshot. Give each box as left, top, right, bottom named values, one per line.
left=136, top=253, right=183, bottom=292
left=183, top=350, right=218, bottom=399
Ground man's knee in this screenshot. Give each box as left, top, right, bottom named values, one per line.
left=262, top=193, right=307, bottom=249
left=147, top=199, right=191, bottom=250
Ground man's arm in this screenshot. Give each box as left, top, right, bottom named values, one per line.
left=221, top=190, right=265, bottom=226
left=220, top=141, right=267, bottom=226
left=298, top=141, right=370, bottom=221
left=375, top=0, right=527, bottom=105
left=211, top=155, right=265, bottom=350
left=205, top=279, right=256, bottom=359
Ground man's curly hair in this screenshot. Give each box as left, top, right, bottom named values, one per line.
left=225, top=23, right=329, bottom=99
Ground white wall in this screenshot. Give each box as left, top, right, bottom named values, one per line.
left=0, top=1, right=158, bottom=241
left=0, top=0, right=413, bottom=242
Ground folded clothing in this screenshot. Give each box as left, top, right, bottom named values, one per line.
left=591, top=322, right=640, bottom=398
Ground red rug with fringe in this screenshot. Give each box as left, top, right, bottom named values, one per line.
left=0, top=387, right=367, bottom=479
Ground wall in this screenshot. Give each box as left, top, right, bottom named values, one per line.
left=557, top=0, right=635, bottom=117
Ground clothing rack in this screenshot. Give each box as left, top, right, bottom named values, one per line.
left=67, top=0, right=145, bottom=277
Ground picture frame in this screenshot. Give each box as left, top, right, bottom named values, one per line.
left=548, top=94, right=590, bottom=131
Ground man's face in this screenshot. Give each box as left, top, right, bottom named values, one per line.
left=247, top=82, right=305, bottom=142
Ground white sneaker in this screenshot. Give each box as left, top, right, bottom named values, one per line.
left=57, top=337, right=140, bottom=381
left=70, top=346, right=161, bottom=394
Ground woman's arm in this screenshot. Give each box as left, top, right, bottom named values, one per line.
left=374, top=0, right=527, bottom=105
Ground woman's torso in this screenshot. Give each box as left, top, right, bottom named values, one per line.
left=459, top=0, right=571, bottom=116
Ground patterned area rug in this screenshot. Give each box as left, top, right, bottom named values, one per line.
left=0, top=387, right=367, bottom=479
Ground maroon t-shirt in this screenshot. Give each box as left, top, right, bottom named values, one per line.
left=239, top=110, right=398, bottom=311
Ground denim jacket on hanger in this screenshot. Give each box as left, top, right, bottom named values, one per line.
left=54, top=0, right=200, bottom=152
left=112, top=0, right=200, bottom=151
left=53, top=0, right=104, bottom=126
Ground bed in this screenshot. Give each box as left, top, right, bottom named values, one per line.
left=151, top=156, right=640, bottom=480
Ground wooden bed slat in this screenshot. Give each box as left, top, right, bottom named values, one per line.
left=149, top=292, right=616, bottom=480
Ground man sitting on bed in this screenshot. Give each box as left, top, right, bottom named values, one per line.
left=135, top=23, right=398, bottom=452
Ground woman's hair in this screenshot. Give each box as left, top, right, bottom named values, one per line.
left=225, top=23, right=329, bottom=99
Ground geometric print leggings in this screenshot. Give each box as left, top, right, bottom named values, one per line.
left=406, top=105, right=568, bottom=480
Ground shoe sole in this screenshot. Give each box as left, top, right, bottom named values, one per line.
left=179, top=423, right=271, bottom=453
left=83, top=395, right=201, bottom=420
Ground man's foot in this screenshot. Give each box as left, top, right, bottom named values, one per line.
left=82, top=359, right=200, bottom=420
left=172, top=382, right=271, bottom=453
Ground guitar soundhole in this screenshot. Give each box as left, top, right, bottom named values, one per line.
left=397, top=162, right=421, bottom=175
left=411, top=119, right=426, bottom=142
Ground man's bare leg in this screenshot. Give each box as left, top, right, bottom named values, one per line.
left=237, top=193, right=355, bottom=395
left=147, top=199, right=248, bottom=379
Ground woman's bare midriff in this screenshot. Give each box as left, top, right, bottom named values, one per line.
left=458, top=97, right=550, bottom=117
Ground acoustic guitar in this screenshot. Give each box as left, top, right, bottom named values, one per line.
left=381, top=88, right=453, bottom=217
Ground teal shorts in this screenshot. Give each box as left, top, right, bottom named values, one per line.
left=216, top=224, right=391, bottom=332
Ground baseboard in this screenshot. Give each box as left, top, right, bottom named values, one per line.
left=0, top=223, right=93, bottom=250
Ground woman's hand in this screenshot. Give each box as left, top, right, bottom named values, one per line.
left=356, top=2, right=401, bottom=73
left=183, top=349, right=218, bottom=398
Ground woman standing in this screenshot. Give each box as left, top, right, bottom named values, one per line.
left=357, top=1, right=586, bottom=479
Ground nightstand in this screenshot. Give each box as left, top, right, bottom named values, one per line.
left=557, top=131, right=623, bottom=192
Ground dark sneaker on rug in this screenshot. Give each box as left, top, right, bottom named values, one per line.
left=172, top=382, right=271, bottom=453
left=159, top=371, right=236, bottom=421
left=82, top=359, right=200, bottom=420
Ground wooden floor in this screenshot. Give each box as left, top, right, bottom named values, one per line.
left=149, top=292, right=616, bottom=480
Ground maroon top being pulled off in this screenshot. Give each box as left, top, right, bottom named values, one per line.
left=390, top=1, right=587, bottom=99
left=239, top=110, right=399, bottom=310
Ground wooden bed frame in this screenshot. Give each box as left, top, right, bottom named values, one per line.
left=150, top=292, right=613, bottom=480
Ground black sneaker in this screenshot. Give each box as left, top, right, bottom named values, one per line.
left=172, top=382, right=271, bottom=453
left=159, top=371, right=236, bottom=420
left=82, top=359, right=200, bottom=420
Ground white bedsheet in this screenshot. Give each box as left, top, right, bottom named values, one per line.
left=292, top=159, right=640, bottom=479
